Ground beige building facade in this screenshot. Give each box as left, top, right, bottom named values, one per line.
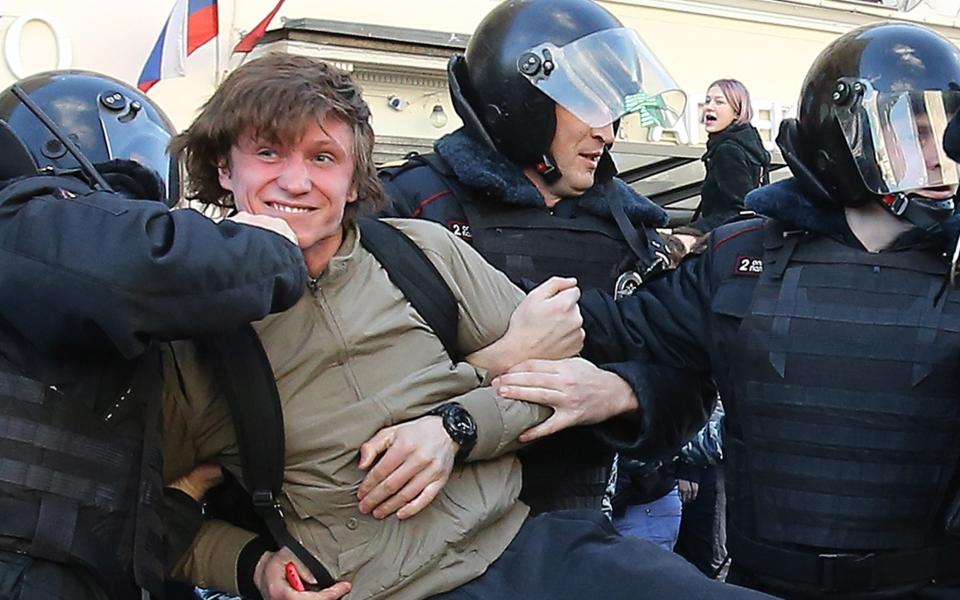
left=1, top=0, right=958, bottom=212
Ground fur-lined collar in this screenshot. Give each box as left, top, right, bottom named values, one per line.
left=434, top=128, right=667, bottom=227
left=746, top=178, right=960, bottom=249
left=745, top=178, right=847, bottom=236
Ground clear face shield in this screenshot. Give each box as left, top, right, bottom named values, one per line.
left=836, top=80, right=960, bottom=196
left=518, top=27, right=686, bottom=130
left=98, top=93, right=176, bottom=201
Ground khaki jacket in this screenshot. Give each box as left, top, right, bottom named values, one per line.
left=163, top=219, right=551, bottom=599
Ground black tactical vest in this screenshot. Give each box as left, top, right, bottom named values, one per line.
left=0, top=327, right=165, bottom=599
left=462, top=199, right=660, bottom=514
left=384, top=153, right=668, bottom=513
left=726, top=226, right=960, bottom=554
left=461, top=199, right=654, bottom=297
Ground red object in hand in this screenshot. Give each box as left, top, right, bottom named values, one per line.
left=285, top=562, right=306, bottom=592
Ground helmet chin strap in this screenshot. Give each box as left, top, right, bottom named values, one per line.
left=534, top=146, right=619, bottom=187
left=878, top=191, right=955, bottom=234
left=535, top=153, right=563, bottom=185
left=879, top=191, right=960, bottom=288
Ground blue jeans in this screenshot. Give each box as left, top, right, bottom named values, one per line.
left=613, top=484, right=682, bottom=551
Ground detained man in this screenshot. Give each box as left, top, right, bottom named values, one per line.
left=161, top=53, right=777, bottom=600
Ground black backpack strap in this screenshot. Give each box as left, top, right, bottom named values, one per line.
left=193, top=220, right=460, bottom=590
left=359, top=218, right=461, bottom=362
left=198, top=326, right=335, bottom=590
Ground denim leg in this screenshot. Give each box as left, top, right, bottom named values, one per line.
left=613, top=485, right=682, bottom=551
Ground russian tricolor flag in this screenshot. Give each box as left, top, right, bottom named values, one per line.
left=138, top=0, right=218, bottom=92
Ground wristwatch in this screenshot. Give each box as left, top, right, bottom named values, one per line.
left=428, top=402, right=477, bottom=461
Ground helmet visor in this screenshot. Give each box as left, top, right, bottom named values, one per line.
left=837, top=84, right=960, bottom=194
left=519, top=28, right=686, bottom=129
left=99, top=99, right=176, bottom=201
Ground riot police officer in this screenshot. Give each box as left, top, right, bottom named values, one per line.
left=381, top=0, right=695, bottom=517
left=497, top=21, right=960, bottom=598
left=0, top=71, right=307, bottom=599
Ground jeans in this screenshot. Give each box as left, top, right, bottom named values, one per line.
left=613, top=484, right=682, bottom=551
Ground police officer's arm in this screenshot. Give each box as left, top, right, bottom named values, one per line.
left=494, top=248, right=717, bottom=458
left=577, top=250, right=718, bottom=459
left=0, top=189, right=307, bottom=358
left=162, top=462, right=229, bottom=579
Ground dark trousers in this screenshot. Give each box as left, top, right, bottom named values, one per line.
left=428, top=510, right=777, bottom=600
left=0, top=550, right=108, bottom=600
left=675, top=466, right=727, bottom=577
left=727, top=565, right=960, bottom=600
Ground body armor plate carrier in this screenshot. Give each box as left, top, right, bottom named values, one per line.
left=463, top=198, right=657, bottom=513
left=725, top=223, right=960, bottom=594
left=0, top=337, right=164, bottom=599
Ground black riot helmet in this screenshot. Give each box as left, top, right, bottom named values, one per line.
left=780, top=22, right=960, bottom=227
left=449, top=0, right=684, bottom=182
left=0, top=70, right=180, bottom=205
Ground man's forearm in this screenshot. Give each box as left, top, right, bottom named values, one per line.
left=465, top=334, right=524, bottom=378
left=171, top=519, right=258, bottom=594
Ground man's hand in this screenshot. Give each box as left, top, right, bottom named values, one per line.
left=226, top=211, right=299, bottom=246
left=357, top=415, right=456, bottom=520
left=678, top=479, right=699, bottom=504
left=467, top=276, right=584, bottom=377
left=165, top=463, right=223, bottom=501
left=254, top=547, right=351, bottom=599
left=493, top=357, right=639, bottom=443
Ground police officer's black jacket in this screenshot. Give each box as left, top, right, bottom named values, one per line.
left=580, top=177, right=960, bottom=597
left=380, top=127, right=708, bottom=515
left=0, top=172, right=307, bottom=599
left=381, top=128, right=668, bottom=243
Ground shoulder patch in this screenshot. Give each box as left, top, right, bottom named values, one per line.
left=734, top=255, right=763, bottom=276
left=448, top=220, right=472, bottom=241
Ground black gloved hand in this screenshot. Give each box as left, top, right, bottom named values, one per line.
left=944, top=109, right=960, bottom=164
left=93, top=159, right=167, bottom=203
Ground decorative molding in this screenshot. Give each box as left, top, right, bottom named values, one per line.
left=606, top=0, right=960, bottom=34
left=256, top=39, right=450, bottom=76
left=353, top=69, right=446, bottom=90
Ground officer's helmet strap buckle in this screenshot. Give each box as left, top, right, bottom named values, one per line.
left=881, top=192, right=909, bottom=216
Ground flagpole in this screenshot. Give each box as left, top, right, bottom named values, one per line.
left=214, top=0, right=223, bottom=85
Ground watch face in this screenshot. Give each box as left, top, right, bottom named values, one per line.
left=430, top=403, right=477, bottom=459
left=450, top=413, right=476, bottom=437
left=437, top=404, right=476, bottom=459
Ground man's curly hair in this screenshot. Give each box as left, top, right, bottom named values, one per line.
left=172, top=53, right=386, bottom=225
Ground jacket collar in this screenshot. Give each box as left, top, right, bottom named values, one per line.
left=745, top=178, right=847, bottom=236
left=746, top=178, right=960, bottom=251
left=704, top=123, right=771, bottom=168
left=434, top=128, right=668, bottom=227
left=309, top=225, right=358, bottom=289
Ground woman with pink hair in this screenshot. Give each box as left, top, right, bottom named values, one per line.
left=680, top=79, right=771, bottom=235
